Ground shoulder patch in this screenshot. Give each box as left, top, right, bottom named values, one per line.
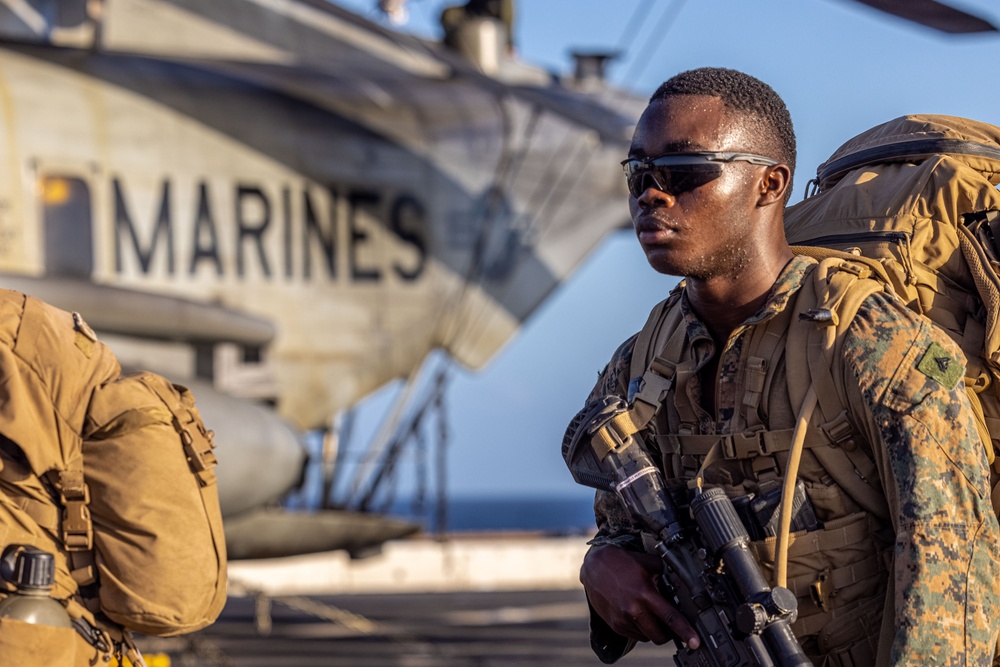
left=73, top=311, right=98, bottom=357
left=73, top=312, right=97, bottom=342
left=916, top=341, right=963, bottom=389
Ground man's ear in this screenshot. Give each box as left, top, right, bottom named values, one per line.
left=758, top=164, right=791, bottom=207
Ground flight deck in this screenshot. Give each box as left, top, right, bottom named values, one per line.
left=135, top=534, right=671, bottom=666
left=137, top=589, right=671, bottom=667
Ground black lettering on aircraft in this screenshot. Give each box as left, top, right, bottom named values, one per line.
left=114, top=178, right=175, bottom=275
left=236, top=185, right=272, bottom=278
left=190, top=181, right=222, bottom=276
left=111, top=178, right=426, bottom=283
left=303, top=187, right=336, bottom=280
left=348, top=190, right=381, bottom=282
left=390, top=195, right=426, bottom=281
left=282, top=186, right=293, bottom=279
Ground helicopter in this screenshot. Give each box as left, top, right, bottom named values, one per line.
left=0, top=0, right=645, bottom=558
left=0, top=0, right=993, bottom=561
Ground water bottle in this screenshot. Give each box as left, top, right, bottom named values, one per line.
left=0, top=545, right=73, bottom=628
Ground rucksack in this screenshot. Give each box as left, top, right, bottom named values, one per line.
left=0, top=291, right=226, bottom=658
left=784, top=114, right=1000, bottom=513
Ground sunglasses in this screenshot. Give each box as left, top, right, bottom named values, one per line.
left=621, top=151, right=780, bottom=198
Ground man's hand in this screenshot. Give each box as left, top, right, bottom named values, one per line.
left=580, top=544, right=700, bottom=649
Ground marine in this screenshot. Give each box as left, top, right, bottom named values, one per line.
left=574, top=67, right=1000, bottom=665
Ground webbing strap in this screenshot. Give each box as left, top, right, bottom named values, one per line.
left=593, top=292, right=689, bottom=464
left=630, top=292, right=684, bottom=385
left=590, top=407, right=655, bottom=459
left=141, top=376, right=218, bottom=487
left=740, top=299, right=795, bottom=430
left=656, top=423, right=838, bottom=459
left=792, top=262, right=890, bottom=520
left=12, top=495, right=60, bottom=530
left=750, top=512, right=873, bottom=562
left=673, top=361, right=701, bottom=431
left=58, top=469, right=92, bottom=552
left=957, top=224, right=1000, bottom=377
left=785, top=553, right=885, bottom=602
left=591, top=358, right=678, bottom=460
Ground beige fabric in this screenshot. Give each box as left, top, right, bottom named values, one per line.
left=0, top=616, right=76, bottom=666
left=83, top=372, right=227, bottom=636
left=786, top=115, right=1000, bottom=516
left=0, top=290, right=226, bottom=640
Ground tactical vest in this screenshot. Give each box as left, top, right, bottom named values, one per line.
left=625, top=257, right=897, bottom=664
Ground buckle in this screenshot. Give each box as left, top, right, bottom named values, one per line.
left=822, top=411, right=857, bottom=450
left=174, top=416, right=218, bottom=486
left=832, top=261, right=867, bottom=279
left=721, top=429, right=766, bottom=459
left=634, top=364, right=674, bottom=409
left=60, top=476, right=93, bottom=551
left=809, top=569, right=833, bottom=613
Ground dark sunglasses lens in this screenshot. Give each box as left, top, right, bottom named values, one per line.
left=627, top=164, right=722, bottom=197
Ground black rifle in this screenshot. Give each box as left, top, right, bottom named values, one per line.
left=563, top=396, right=812, bottom=667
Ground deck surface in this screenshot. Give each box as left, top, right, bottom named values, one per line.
left=136, top=589, right=674, bottom=666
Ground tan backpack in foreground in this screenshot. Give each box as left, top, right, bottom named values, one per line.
left=0, top=291, right=226, bottom=664
left=784, top=114, right=1000, bottom=513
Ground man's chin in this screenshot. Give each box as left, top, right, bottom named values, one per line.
left=642, top=248, right=686, bottom=277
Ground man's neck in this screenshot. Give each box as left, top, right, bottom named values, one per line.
left=685, top=247, right=794, bottom=345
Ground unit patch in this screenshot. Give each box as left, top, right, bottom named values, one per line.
left=73, top=311, right=98, bottom=357
left=916, top=341, right=963, bottom=389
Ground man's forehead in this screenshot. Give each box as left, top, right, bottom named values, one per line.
left=630, top=95, right=744, bottom=156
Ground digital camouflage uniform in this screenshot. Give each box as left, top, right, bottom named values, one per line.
left=584, top=255, right=1000, bottom=666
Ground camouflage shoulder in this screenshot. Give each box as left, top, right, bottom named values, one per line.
left=588, top=334, right=638, bottom=402
left=842, top=290, right=967, bottom=406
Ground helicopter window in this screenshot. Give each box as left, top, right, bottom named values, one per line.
left=41, top=175, right=93, bottom=279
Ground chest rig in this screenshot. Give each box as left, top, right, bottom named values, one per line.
left=594, top=257, right=897, bottom=646
left=630, top=259, right=890, bottom=519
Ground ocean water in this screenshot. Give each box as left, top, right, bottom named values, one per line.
left=387, top=495, right=598, bottom=535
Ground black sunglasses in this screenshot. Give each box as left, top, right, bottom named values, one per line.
left=621, top=151, right=780, bottom=198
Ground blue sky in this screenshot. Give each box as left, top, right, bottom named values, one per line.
left=329, top=0, right=1000, bottom=503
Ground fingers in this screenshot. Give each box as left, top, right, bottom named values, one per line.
left=581, top=545, right=701, bottom=649
left=618, top=584, right=699, bottom=649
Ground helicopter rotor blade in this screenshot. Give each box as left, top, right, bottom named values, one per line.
left=851, top=0, right=998, bottom=34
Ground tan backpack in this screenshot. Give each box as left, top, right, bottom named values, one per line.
left=784, top=114, right=1000, bottom=512
left=0, top=291, right=226, bottom=660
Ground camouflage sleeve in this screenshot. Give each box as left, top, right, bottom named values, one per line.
left=580, top=335, right=645, bottom=663
left=584, top=334, right=644, bottom=551
left=842, top=292, right=1000, bottom=665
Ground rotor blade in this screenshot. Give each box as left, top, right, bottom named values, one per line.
left=852, top=0, right=998, bottom=34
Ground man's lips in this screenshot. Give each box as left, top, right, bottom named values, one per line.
left=634, top=216, right=679, bottom=244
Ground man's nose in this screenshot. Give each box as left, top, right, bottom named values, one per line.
left=636, top=177, right=675, bottom=208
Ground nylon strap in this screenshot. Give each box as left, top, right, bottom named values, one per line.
left=57, top=469, right=92, bottom=552
left=784, top=552, right=885, bottom=602
left=141, top=376, right=219, bottom=486
left=656, top=423, right=840, bottom=459
left=739, top=299, right=796, bottom=431
left=629, top=292, right=683, bottom=385
left=958, top=224, right=1000, bottom=377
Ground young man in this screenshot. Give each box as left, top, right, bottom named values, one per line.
left=577, top=67, right=1000, bottom=665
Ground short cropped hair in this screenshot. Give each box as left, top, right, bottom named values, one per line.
left=651, top=68, right=796, bottom=198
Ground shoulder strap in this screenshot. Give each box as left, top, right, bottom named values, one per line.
left=630, top=289, right=683, bottom=385
left=784, top=258, right=891, bottom=518
left=591, top=292, right=685, bottom=458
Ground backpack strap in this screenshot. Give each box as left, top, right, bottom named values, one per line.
left=54, top=467, right=99, bottom=592
left=593, top=292, right=685, bottom=459
left=785, top=259, right=892, bottom=517
left=776, top=258, right=892, bottom=588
